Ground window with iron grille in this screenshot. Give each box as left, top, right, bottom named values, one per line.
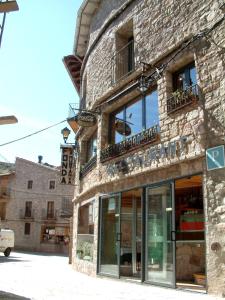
left=173, top=63, right=197, bottom=91
left=167, top=62, right=198, bottom=113
left=112, top=19, right=134, bottom=83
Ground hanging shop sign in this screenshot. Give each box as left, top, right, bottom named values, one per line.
left=75, top=111, right=96, bottom=127
left=206, top=145, right=225, bottom=171
left=106, top=136, right=189, bottom=176
left=115, top=119, right=131, bottom=136
left=60, top=146, right=75, bottom=184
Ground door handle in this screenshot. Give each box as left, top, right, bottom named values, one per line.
left=116, top=232, right=121, bottom=242
left=171, top=230, right=176, bottom=241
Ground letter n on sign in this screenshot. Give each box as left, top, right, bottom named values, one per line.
left=60, top=145, right=75, bottom=184
left=206, top=145, right=225, bottom=171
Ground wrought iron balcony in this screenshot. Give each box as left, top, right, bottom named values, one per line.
left=59, top=208, right=73, bottom=218
left=112, top=39, right=134, bottom=84
left=80, top=155, right=97, bottom=179
left=41, top=209, right=57, bottom=220
left=167, top=84, right=199, bottom=114
left=100, top=125, right=159, bottom=162
left=19, top=209, right=35, bottom=219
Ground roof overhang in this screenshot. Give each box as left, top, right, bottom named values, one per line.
left=63, top=55, right=83, bottom=94
left=73, top=0, right=101, bottom=57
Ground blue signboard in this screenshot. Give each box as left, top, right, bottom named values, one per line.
left=206, top=145, right=225, bottom=171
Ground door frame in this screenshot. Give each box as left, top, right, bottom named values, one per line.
left=97, top=193, right=121, bottom=278
left=144, top=180, right=176, bottom=288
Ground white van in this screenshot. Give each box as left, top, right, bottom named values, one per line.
left=0, top=228, right=14, bottom=257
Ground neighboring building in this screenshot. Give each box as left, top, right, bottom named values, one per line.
left=1, top=157, right=74, bottom=254
left=0, top=162, right=15, bottom=222
left=63, top=0, right=225, bottom=296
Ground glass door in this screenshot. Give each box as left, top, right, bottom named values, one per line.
left=99, top=194, right=121, bottom=277
left=145, top=182, right=175, bottom=287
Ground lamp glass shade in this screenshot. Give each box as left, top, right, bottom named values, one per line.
left=139, top=75, right=148, bottom=93
left=61, top=127, right=71, bottom=143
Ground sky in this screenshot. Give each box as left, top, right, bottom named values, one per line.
left=0, top=0, right=82, bottom=166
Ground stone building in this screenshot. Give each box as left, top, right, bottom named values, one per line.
left=63, top=0, right=225, bottom=296
left=0, top=162, right=15, bottom=223
left=1, top=157, right=74, bottom=254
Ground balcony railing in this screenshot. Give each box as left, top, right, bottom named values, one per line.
left=100, top=125, right=159, bottom=162
left=80, top=155, right=97, bottom=179
left=41, top=209, right=57, bottom=220
left=19, top=209, right=35, bottom=219
left=59, top=208, right=73, bottom=218
left=167, top=84, right=199, bottom=114
left=112, top=39, right=134, bottom=84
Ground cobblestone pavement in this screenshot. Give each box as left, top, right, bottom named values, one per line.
left=0, top=252, right=222, bottom=300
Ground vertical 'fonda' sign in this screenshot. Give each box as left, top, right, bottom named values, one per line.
left=60, top=146, right=75, bottom=184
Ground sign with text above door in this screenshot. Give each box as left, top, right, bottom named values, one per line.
left=206, top=145, right=225, bottom=171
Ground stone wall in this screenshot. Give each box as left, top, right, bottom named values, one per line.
left=72, top=0, right=225, bottom=295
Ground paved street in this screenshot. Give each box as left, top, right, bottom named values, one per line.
left=0, top=252, right=222, bottom=300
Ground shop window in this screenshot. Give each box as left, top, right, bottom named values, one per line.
left=167, top=63, right=198, bottom=113
left=41, top=226, right=55, bottom=243
left=47, top=201, right=54, bottom=219
left=24, top=223, right=31, bottom=235
left=76, top=202, right=94, bottom=261
left=110, top=89, right=159, bottom=144
left=25, top=201, right=32, bottom=218
left=27, top=180, right=33, bottom=189
left=86, top=133, right=97, bottom=162
left=49, top=180, right=55, bottom=190
left=112, top=19, right=134, bottom=83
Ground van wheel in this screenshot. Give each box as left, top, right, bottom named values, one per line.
left=4, top=248, right=11, bottom=257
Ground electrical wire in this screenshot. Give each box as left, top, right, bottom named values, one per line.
left=0, top=119, right=67, bottom=147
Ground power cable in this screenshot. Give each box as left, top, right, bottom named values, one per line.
left=0, top=119, right=67, bottom=147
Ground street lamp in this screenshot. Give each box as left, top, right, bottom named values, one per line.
left=138, top=74, right=149, bottom=94
left=0, top=1, right=19, bottom=48
left=61, top=127, right=71, bottom=144
left=0, top=1, right=19, bottom=13
left=0, top=115, right=18, bottom=125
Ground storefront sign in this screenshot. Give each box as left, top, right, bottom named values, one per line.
left=206, top=145, right=225, bottom=171
left=76, top=112, right=96, bottom=127
left=60, top=146, right=75, bottom=184
left=106, top=136, right=188, bottom=176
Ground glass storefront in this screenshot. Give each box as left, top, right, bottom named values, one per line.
left=98, top=175, right=205, bottom=290
left=146, top=183, right=175, bottom=287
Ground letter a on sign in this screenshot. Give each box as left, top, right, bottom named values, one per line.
left=206, top=145, right=225, bottom=171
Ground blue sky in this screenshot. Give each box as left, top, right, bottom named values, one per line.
left=0, top=0, right=82, bottom=166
